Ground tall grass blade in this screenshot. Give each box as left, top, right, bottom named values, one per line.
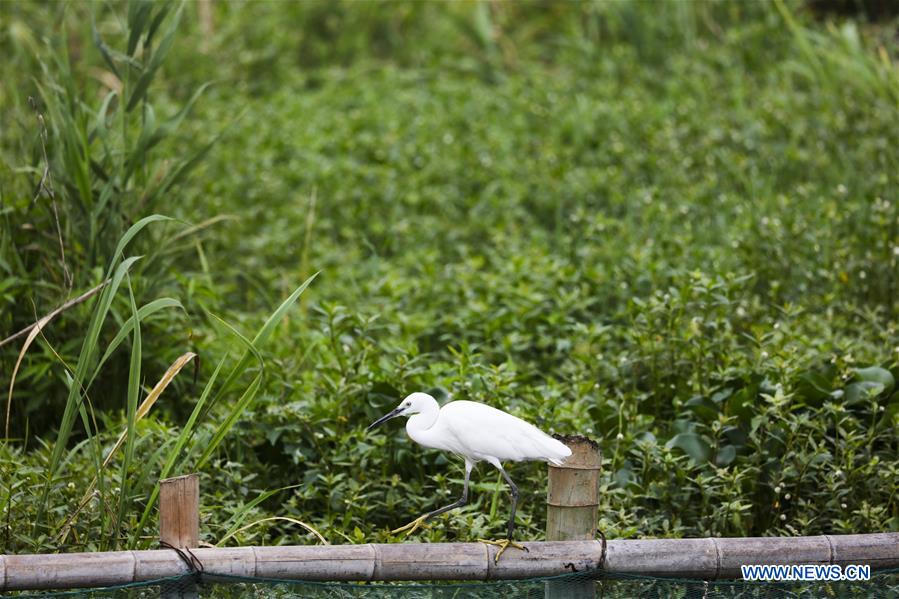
left=145, top=2, right=174, bottom=49
left=206, top=311, right=264, bottom=369
left=127, top=2, right=184, bottom=112
left=34, top=256, right=140, bottom=532
left=113, top=275, right=142, bottom=548
left=126, top=0, right=154, bottom=56
left=35, top=216, right=169, bottom=532
left=124, top=82, right=213, bottom=182
left=108, top=215, right=173, bottom=274
left=205, top=272, right=318, bottom=416
left=146, top=125, right=228, bottom=204
left=91, top=13, right=121, bottom=79
left=194, top=372, right=263, bottom=470
left=188, top=276, right=318, bottom=471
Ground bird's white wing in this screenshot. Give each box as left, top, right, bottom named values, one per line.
left=438, top=401, right=571, bottom=465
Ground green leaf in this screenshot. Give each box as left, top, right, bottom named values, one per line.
left=722, top=426, right=748, bottom=448
left=207, top=311, right=264, bottom=368
left=844, top=381, right=885, bottom=405
left=666, top=432, right=712, bottom=464
left=145, top=1, right=174, bottom=49
left=795, top=365, right=837, bottom=407
left=685, top=395, right=718, bottom=422
left=853, top=366, right=895, bottom=395
left=614, top=466, right=634, bottom=488
left=715, top=444, right=737, bottom=467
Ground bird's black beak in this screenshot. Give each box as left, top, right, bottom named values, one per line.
left=367, top=407, right=403, bottom=432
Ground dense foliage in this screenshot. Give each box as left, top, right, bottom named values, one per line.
left=1, top=1, right=897, bottom=554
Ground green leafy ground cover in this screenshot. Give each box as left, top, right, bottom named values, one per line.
left=1, top=1, right=897, bottom=554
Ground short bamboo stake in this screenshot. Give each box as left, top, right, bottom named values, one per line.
left=546, top=435, right=601, bottom=598
left=159, top=474, right=199, bottom=599
left=159, top=474, right=199, bottom=549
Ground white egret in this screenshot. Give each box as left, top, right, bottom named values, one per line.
left=367, top=392, right=571, bottom=562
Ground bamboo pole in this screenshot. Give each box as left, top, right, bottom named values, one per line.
left=546, top=435, right=601, bottom=598
left=2, top=534, right=898, bottom=591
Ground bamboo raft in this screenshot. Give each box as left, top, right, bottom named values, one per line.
left=3, top=534, right=899, bottom=591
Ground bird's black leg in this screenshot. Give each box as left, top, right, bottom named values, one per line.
left=392, top=460, right=473, bottom=535
left=499, top=467, right=520, bottom=540
left=478, top=463, right=529, bottom=563
left=423, top=460, right=472, bottom=519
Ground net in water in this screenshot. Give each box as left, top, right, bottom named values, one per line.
left=5, top=568, right=899, bottom=599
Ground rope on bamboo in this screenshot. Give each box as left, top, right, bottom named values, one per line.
left=158, top=541, right=205, bottom=577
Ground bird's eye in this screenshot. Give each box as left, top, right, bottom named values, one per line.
left=405, top=402, right=411, bottom=407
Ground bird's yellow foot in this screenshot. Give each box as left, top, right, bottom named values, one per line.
left=391, top=514, right=431, bottom=536
left=478, top=538, right=529, bottom=564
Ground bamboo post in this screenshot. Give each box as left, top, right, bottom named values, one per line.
left=546, top=435, right=601, bottom=599
left=160, top=474, right=199, bottom=548
left=159, top=474, right=199, bottom=598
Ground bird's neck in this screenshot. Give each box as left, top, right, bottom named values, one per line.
left=405, top=398, right=439, bottom=436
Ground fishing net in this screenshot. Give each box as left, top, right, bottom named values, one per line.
left=5, top=568, right=899, bottom=598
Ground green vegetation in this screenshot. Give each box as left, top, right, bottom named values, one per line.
left=1, top=1, right=897, bottom=554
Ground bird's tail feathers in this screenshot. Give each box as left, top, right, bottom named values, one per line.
left=542, top=435, right=573, bottom=466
